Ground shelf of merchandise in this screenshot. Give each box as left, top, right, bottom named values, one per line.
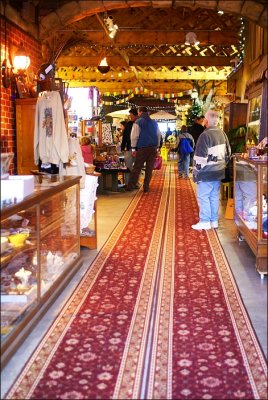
left=67, top=111, right=79, bottom=136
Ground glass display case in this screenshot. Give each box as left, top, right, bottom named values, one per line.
left=1, top=175, right=82, bottom=368
left=234, top=155, right=267, bottom=277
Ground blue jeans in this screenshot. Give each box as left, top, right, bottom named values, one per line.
left=178, top=153, right=190, bottom=177
left=196, top=181, right=221, bottom=223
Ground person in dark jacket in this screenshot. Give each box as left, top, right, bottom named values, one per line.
left=188, top=116, right=205, bottom=168
left=188, top=116, right=205, bottom=143
left=121, top=108, right=138, bottom=184
left=165, top=127, right=172, bottom=142
left=176, top=125, right=194, bottom=179
left=192, top=110, right=231, bottom=230
left=126, top=106, right=161, bottom=193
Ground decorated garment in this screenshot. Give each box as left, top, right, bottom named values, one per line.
left=80, top=175, right=99, bottom=232
left=193, top=127, right=231, bottom=183
left=34, top=91, right=69, bottom=166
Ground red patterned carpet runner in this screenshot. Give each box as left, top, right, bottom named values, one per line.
left=5, top=164, right=267, bottom=400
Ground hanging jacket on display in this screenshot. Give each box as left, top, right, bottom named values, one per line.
left=34, top=91, right=69, bottom=166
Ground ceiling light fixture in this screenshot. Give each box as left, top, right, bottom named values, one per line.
left=191, top=88, right=199, bottom=101
left=97, top=57, right=110, bottom=74
left=185, top=32, right=200, bottom=46
left=104, top=15, right=118, bottom=39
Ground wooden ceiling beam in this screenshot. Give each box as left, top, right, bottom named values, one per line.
left=129, top=56, right=233, bottom=66
left=56, top=69, right=229, bottom=81
left=57, top=55, right=233, bottom=67
left=58, top=30, right=239, bottom=46
left=65, top=81, right=227, bottom=96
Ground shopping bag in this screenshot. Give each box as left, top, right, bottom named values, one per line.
left=179, top=138, right=194, bottom=154
left=154, top=155, right=162, bottom=170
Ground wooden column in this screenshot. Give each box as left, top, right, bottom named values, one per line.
left=98, top=120, right=102, bottom=145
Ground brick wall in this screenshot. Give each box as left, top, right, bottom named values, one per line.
left=0, top=16, right=42, bottom=174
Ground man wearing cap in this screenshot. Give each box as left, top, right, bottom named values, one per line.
left=126, top=106, right=161, bottom=193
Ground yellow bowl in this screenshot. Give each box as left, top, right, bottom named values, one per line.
left=8, top=233, right=29, bottom=247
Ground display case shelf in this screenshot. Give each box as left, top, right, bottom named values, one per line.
left=234, top=155, right=267, bottom=277
left=0, top=175, right=82, bottom=368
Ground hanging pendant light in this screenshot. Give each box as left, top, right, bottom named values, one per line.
left=185, top=32, right=200, bottom=46
left=98, top=57, right=110, bottom=74
left=191, top=88, right=198, bottom=100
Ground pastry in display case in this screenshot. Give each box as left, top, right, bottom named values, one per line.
left=1, top=206, right=38, bottom=339
left=1, top=175, right=82, bottom=368
left=234, top=156, right=267, bottom=277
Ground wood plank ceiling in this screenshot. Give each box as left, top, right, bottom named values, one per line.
left=10, top=0, right=261, bottom=103
left=49, top=5, right=243, bottom=99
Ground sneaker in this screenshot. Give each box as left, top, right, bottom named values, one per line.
left=191, top=222, right=211, bottom=230
left=178, top=174, right=183, bottom=179
left=184, top=176, right=190, bottom=180
left=211, top=221, right=218, bottom=228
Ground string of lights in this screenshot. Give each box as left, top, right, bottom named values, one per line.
left=65, top=43, right=239, bottom=51
left=227, top=18, right=245, bottom=78
left=99, top=89, right=189, bottom=108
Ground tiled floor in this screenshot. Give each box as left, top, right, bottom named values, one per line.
left=1, top=177, right=267, bottom=397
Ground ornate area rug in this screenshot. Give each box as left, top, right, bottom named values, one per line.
left=5, top=165, right=267, bottom=400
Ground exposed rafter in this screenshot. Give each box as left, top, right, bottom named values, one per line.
left=48, top=5, right=244, bottom=96
left=57, top=56, right=234, bottom=68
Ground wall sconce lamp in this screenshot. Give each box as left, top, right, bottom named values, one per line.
left=97, top=57, right=110, bottom=74
left=1, top=42, right=30, bottom=88
left=13, top=42, right=30, bottom=70
left=185, top=32, right=200, bottom=46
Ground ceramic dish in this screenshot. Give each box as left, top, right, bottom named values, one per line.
left=8, top=232, right=29, bottom=247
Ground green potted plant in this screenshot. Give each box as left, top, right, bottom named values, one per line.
left=226, top=124, right=247, bottom=153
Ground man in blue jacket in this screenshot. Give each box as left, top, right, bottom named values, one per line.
left=126, top=106, right=161, bottom=193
